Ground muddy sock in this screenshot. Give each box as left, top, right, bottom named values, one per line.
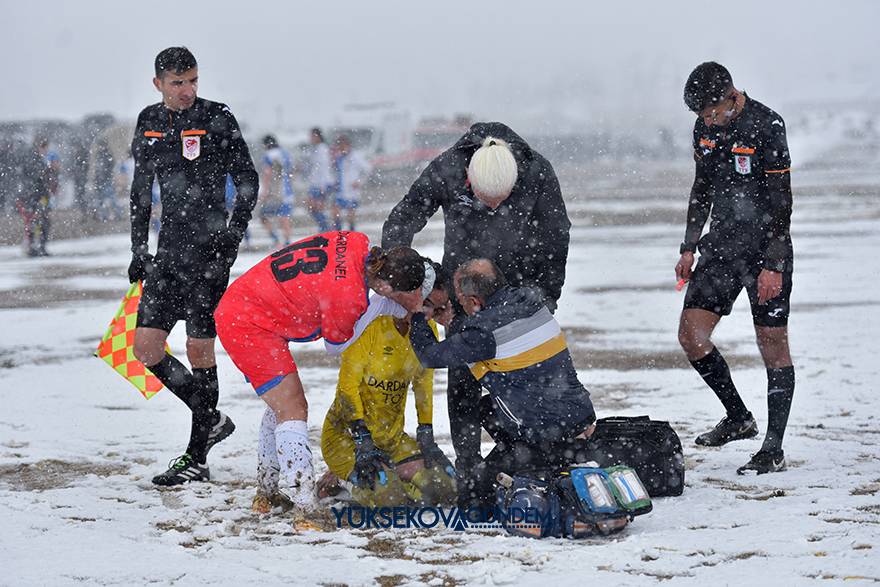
left=274, top=419, right=315, bottom=510
left=147, top=355, right=196, bottom=407
left=762, top=366, right=795, bottom=453
left=257, top=407, right=280, bottom=495
left=690, top=347, right=749, bottom=420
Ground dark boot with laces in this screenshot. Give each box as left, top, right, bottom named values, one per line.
left=152, top=454, right=210, bottom=486
left=737, top=449, right=786, bottom=475
left=695, top=413, right=758, bottom=447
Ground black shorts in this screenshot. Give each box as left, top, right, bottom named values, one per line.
left=137, top=261, right=230, bottom=338
left=683, top=253, right=793, bottom=327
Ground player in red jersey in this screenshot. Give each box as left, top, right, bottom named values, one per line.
left=214, top=230, right=428, bottom=519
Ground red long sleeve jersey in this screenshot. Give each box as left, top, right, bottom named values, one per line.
left=222, top=231, right=371, bottom=344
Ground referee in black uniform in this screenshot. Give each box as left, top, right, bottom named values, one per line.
left=129, top=47, right=259, bottom=485
left=675, top=62, right=795, bottom=475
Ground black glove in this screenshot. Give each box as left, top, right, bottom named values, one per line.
left=127, top=252, right=153, bottom=283
left=213, top=229, right=241, bottom=268
left=417, top=424, right=455, bottom=477
left=452, top=453, right=485, bottom=510
left=350, top=420, right=391, bottom=490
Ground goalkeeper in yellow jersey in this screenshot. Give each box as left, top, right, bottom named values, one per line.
left=318, top=264, right=457, bottom=507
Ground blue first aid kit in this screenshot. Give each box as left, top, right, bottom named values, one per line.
left=495, top=463, right=653, bottom=539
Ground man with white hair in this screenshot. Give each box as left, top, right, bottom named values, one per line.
left=382, top=122, right=571, bottom=509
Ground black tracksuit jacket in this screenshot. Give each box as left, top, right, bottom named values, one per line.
left=381, top=122, right=571, bottom=310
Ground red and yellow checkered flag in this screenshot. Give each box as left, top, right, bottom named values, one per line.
left=95, top=282, right=169, bottom=399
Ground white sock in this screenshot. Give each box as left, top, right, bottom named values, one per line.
left=274, top=419, right=316, bottom=510
left=256, top=407, right=279, bottom=496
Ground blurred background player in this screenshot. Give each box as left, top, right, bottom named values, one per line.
left=306, top=127, right=334, bottom=232
left=257, top=134, right=294, bottom=247
left=0, top=136, right=18, bottom=213
left=331, top=134, right=371, bottom=231
left=68, top=131, right=93, bottom=221
left=44, top=138, right=61, bottom=209
left=17, top=136, right=55, bottom=257
left=89, top=132, right=125, bottom=221
left=676, top=62, right=795, bottom=475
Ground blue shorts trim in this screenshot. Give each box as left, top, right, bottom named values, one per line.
left=335, top=198, right=359, bottom=210
left=287, top=327, right=322, bottom=343
left=260, top=202, right=293, bottom=217
left=255, top=375, right=286, bottom=396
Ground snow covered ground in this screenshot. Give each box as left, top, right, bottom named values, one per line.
left=1, top=159, right=879, bottom=586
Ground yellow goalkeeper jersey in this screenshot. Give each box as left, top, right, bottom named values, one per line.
left=324, top=315, right=437, bottom=445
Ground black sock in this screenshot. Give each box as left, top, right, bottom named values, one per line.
left=192, top=366, right=220, bottom=419
left=187, top=366, right=219, bottom=464
left=186, top=408, right=213, bottom=464
left=762, top=366, right=795, bottom=453
left=148, top=355, right=196, bottom=408
left=690, top=347, right=750, bottom=420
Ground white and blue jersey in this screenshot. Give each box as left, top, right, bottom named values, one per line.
left=334, top=150, right=372, bottom=207
left=308, top=142, right=334, bottom=194
left=261, top=146, right=294, bottom=199
left=259, top=146, right=294, bottom=216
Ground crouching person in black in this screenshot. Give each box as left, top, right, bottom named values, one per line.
left=409, top=258, right=596, bottom=510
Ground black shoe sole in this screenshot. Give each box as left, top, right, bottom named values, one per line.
left=151, top=471, right=211, bottom=486
left=737, top=460, right=786, bottom=475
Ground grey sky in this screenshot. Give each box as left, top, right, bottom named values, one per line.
left=3, top=0, right=878, bottom=133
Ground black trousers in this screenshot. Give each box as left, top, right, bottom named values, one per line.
left=456, top=395, right=593, bottom=508
left=446, top=312, right=485, bottom=469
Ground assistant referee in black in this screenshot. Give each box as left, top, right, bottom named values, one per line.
left=128, top=47, right=259, bottom=485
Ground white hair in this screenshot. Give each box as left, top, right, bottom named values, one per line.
left=467, top=137, right=518, bottom=201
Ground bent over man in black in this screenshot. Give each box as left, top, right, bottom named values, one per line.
left=381, top=122, right=571, bottom=507
left=675, top=62, right=795, bottom=475
left=128, top=47, right=258, bottom=485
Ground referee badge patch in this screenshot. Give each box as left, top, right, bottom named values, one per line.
left=734, top=155, right=751, bottom=175
left=182, top=136, right=201, bottom=160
